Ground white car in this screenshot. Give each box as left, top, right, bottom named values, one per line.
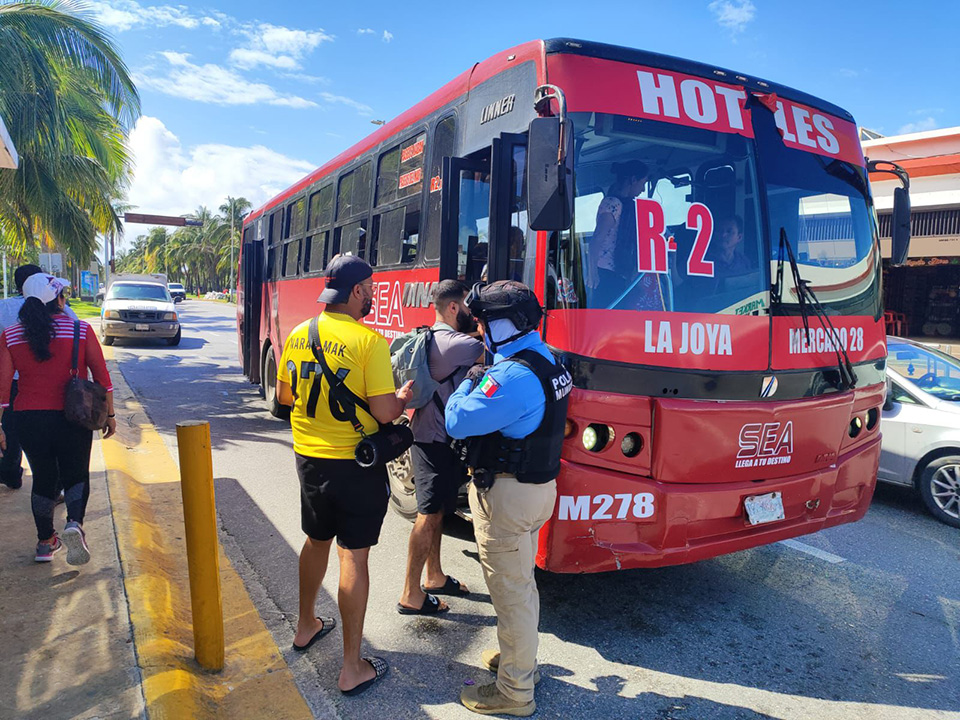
left=880, top=336, right=960, bottom=527
left=100, top=277, right=181, bottom=346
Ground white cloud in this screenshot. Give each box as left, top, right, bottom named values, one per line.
left=230, top=23, right=333, bottom=70
left=382, top=30, right=393, bottom=43
left=357, top=28, right=375, bottom=35
left=86, top=0, right=219, bottom=32
left=319, top=92, right=373, bottom=116
left=135, top=52, right=316, bottom=107
left=838, top=68, right=859, bottom=78
left=708, top=0, right=756, bottom=33
left=123, top=116, right=315, bottom=239
left=898, top=117, right=938, bottom=135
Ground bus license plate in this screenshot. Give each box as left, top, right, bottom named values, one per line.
left=744, top=492, right=785, bottom=525
left=135, top=323, right=149, bottom=331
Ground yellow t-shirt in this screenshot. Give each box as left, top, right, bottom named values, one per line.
left=277, top=312, right=396, bottom=459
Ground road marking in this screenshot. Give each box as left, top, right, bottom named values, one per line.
left=779, top=538, right=845, bottom=564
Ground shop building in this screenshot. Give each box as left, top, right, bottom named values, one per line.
left=863, top=127, right=960, bottom=338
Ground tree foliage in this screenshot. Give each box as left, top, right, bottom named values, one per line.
left=116, top=200, right=249, bottom=293
left=0, top=0, right=139, bottom=265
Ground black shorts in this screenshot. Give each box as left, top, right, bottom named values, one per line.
left=411, top=441, right=465, bottom=516
left=296, top=454, right=389, bottom=549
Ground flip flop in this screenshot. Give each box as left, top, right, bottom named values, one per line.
left=422, top=574, right=470, bottom=597
left=292, top=616, right=336, bottom=652
left=341, top=656, right=389, bottom=696
left=396, top=593, right=449, bottom=615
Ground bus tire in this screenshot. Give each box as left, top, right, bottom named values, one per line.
left=918, top=455, right=960, bottom=528
left=387, top=418, right=417, bottom=522
left=263, top=348, right=289, bottom=420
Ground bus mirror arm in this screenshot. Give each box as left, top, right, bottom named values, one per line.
left=528, top=85, right=574, bottom=232
left=867, top=159, right=911, bottom=266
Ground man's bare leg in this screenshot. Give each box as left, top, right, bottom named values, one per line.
left=338, top=545, right=377, bottom=691
left=294, top=536, right=332, bottom=647
left=399, top=512, right=451, bottom=609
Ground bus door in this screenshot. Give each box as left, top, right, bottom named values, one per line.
left=440, top=133, right=529, bottom=286
left=240, top=230, right=264, bottom=382
left=441, top=151, right=490, bottom=284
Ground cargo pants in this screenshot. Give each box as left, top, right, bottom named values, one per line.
left=468, top=474, right=557, bottom=704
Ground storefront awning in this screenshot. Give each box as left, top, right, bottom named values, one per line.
left=0, top=115, right=18, bottom=170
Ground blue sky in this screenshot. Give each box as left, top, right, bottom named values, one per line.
left=86, top=0, right=959, bottom=244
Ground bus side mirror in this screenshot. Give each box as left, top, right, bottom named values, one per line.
left=527, top=117, right=574, bottom=231
left=891, top=186, right=911, bottom=266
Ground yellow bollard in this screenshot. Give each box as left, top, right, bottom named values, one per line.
left=176, top=421, right=224, bottom=672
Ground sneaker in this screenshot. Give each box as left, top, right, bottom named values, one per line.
left=460, top=681, right=535, bottom=717
left=35, top=534, right=62, bottom=562
left=61, top=521, right=90, bottom=566
left=481, top=650, right=541, bottom=684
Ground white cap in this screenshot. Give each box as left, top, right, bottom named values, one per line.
left=22, top=273, right=70, bottom=304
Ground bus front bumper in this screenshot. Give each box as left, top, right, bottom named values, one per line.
left=536, top=435, right=880, bottom=573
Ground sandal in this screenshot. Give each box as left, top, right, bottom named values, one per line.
left=292, top=616, right=336, bottom=652
left=396, top=593, right=449, bottom=615
left=422, top=574, right=469, bottom=596
left=341, top=656, right=389, bottom=696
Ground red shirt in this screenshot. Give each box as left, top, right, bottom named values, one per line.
left=0, top=314, right=112, bottom=411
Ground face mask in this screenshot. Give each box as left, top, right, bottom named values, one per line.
left=456, top=307, right=477, bottom=334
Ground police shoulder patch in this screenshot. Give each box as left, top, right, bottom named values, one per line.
left=478, top=375, right=500, bottom=398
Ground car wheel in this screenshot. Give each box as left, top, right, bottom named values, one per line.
left=387, top=418, right=418, bottom=522
left=101, top=330, right=115, bottom=346
left=918, top=455, right=960, bottom=528
left=166, top=328, right=181, bottom=346
left=263, top=349, right=289, bottom=419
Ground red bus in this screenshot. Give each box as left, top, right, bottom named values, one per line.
left=237, top=39, right=911, bottom=573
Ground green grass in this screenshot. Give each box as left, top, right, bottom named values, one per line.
left=67, top=299, right=101, bottom=320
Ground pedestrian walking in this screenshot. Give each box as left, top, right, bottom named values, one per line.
left=397, top=280, right=483, bottom=615
left=276, top=255, right=414, bottom=696
left=0, top=274, right=115, bottom=564
left=445, top=280, right=572, bottom=717
left=0, top=264, right=78, bottom=490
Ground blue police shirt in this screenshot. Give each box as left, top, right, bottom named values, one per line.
left=445, top=331, right=554, bottom=440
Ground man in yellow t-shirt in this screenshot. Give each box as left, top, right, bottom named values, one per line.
left=277, top=255, right=413, bottom=696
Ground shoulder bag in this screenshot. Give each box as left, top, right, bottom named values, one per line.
left=63, top=321, right=109, bottom=431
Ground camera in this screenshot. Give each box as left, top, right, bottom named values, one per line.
left=355, top=423, right=414, bottom=468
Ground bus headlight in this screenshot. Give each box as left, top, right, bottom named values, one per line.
left=582, top=424, right=610, bottom=453
left=621, top=432, right=643, bottom=458
left=849, top=416, right=863, bottom=438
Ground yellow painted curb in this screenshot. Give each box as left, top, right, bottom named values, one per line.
left=101, top=347, right=313, bottom=719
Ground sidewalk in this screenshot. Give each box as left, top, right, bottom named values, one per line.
left=0, top=351, right=315, bottom=720
left=0, top=442, right=144, bottom=720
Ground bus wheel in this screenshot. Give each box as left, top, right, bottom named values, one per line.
left=387, top=419, right=417, bottom=522
left=263, top=349, right=289, bottom=420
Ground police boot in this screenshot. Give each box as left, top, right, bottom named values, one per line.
left=461, top=681, right=535, bottom=717
left=481, top=650, right=541, bottom=684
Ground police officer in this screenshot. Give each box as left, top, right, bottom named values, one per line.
left=445, top=280, right=572, bottom=717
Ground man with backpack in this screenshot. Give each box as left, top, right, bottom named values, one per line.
left=395, top=280, right=483, bottom=615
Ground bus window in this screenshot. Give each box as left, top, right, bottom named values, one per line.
left=282, top=239, right=301, bottom=278
left=308, top=184, right=334, bottom=231
left=371, top=206, right=405, bottom=266
left=337, top=161, right=372, bottom=221
left=424, top=116, right=457, bottom=262
left=288, top=196, right=306, bottom=238
left=336, top=220, right=367, bottom=259
left=303, top=230, right=328, bottom=274
left=402, top=210, right=420, bottom=264
left=377, top=148, right=400, bottom=206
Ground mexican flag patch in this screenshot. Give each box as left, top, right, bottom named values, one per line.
left=479, top=375, right=500, bottom=398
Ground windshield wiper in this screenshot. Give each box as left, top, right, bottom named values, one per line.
left=772, top=227, right=858, bottom=391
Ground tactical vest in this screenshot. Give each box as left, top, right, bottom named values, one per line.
left=463, top=348, right=572, bottom=484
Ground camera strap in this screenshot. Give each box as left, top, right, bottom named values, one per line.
left=308, top=315, right=371, bottom=438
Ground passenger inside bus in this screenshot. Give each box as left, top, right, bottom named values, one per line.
left=587, top=160, right=664, bottom=311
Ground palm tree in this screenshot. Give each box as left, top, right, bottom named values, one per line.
left=0, top=1, right=139, bottom=264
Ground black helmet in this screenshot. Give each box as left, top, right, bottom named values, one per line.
left=466, top=280, right=543, bottom=333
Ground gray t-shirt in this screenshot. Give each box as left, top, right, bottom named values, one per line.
left=410, top=321, right=484, bottom=443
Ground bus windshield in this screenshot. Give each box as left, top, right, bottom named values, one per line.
left=551, top=110, right=880, bottom=319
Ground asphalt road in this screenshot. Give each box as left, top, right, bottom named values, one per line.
left=103, top=300, right=960, bottom=720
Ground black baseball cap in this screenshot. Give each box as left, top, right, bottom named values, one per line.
left=317, top=255, right=373, bottom=304
left=14, top=264, right=42, bottom=294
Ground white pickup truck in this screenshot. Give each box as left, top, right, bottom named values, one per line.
left=100, top=274, right=181, bottom=346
